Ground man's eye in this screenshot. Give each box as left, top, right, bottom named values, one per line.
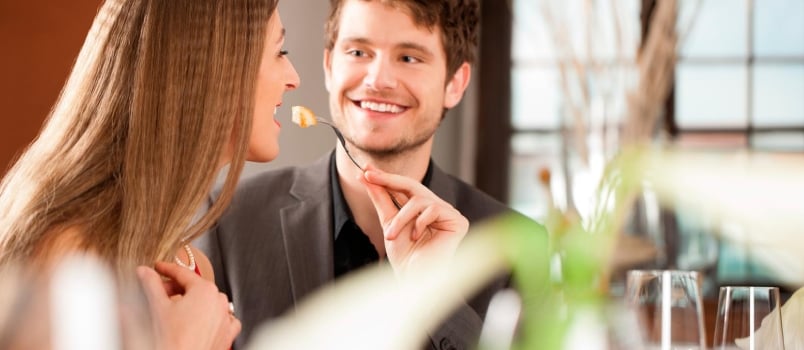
left=401, top=55, right=420, bottom=63
left=348, top=50, right=366, bottom=57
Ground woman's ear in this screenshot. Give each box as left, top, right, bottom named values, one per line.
left=443, top=62, right=471, bottom=109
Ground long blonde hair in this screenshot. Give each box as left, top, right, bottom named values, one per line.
left=0, top=0, right=279, bottom=272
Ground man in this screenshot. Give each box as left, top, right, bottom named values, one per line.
left=197, top=0, right=546, bottom=348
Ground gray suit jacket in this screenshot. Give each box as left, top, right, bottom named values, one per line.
left=197, top=153, right=541, bottom=349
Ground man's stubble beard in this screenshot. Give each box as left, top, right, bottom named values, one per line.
left=345, top=118, right=442, bottom=161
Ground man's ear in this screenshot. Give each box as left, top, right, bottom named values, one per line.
left=323, top=49, right=333, bottom=92
left=443, top=62, right=471, bottom=109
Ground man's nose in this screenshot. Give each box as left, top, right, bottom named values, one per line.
left=362, top=57, right=398, bottom=90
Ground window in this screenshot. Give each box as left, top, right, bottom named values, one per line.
left=675, top=0, right=804, bottom=151
left=672, top=0, right=804, bottom=286
left=507, top=0, right=642, bottom=219
left=494, top=0, right=804, bottom=290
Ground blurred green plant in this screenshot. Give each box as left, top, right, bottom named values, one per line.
left=512, top=148, right=647, bottom=350
left=244, top=148, right=804, bottom=349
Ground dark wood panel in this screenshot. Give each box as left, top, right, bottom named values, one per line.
left=475, top=0, right=513, bottom=202
left=0, top=0, right=102, bottom=174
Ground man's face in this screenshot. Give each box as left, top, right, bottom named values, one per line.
left=324, top=0, right=469, bottom=157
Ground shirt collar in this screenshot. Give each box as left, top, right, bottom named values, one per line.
left=330, top=153, right=434, bottom=240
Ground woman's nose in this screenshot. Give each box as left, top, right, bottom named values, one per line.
left=286, top=61, right=300, bottom=90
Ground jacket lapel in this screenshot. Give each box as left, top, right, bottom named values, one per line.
left=279, top=154, right=335, bottom=307
left=429, top=164, right=459, bottom=206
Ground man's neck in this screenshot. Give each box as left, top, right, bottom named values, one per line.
left=335, top=141, right=432, bottom=257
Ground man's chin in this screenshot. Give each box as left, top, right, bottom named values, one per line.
left=358, top=141, right=428, bottom=159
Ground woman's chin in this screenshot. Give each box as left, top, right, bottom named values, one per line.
left=245, top=147, right=279, bottom=163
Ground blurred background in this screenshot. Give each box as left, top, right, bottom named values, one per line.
left=503, top=0, right=803, bottom=297
left=1, top=0, right=803, bottom=298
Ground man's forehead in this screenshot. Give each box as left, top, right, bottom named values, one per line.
left=335, top=1, right=441, bottom=43
left=339, top=0, right=436, bottom=31
left=331, top=0, right=450, bottom=62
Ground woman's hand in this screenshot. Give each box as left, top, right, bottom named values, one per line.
left=137, top=262, right=240, bottom=350
left=361, top=167, right=469, bottom=275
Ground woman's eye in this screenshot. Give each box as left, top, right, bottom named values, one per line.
left=279, top=49, right=289, bottom=57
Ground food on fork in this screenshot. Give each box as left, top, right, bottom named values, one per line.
left=291, top=105, right=317, bottom=128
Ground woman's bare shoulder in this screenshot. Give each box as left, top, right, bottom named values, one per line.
left=33, top=225, right=90, bottom=267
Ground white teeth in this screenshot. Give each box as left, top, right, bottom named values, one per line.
left=274, top=107, right=278, bottom=115
left=360, top=101, right=404, bottom=113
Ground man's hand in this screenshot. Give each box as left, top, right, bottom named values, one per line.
left=361, top=167, right=469, bottom=275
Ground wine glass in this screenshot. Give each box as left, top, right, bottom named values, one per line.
left=625, top=270, right=706, bottom=350
left=0, top=255, right=156, bottom=349
left=713, top=286, right=784, bottom=350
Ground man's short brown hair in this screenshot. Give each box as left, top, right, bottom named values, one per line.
left=324, top=0, right=480, bottom=78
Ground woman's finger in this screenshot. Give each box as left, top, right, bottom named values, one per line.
left=161, top=278, right=184, bottom=297
left=227, top=316, right=242, bottom=345
left=153, top=261, right=204, bottom=289
left=217, top=292, right=230, bottom=314
left=136, top=266, right=169, bottom=308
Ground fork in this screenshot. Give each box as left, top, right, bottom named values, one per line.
left=315, top=116, right=402, bottom=210
left=315, top=117, right=364, bottom=172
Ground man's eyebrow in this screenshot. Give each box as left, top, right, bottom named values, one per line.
left=340, top=36, right=371, bottom=45
left=397, top=42, right=434, bottom=56
left=339, top=37, right=435, bottom=56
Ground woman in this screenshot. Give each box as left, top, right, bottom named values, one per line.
left=0, top=0, right=298, bottom=348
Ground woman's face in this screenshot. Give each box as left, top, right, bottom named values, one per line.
left=230, top=11, right=300, bottom=164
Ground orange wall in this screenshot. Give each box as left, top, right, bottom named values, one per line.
left=0, top=1, right=102, bottom=175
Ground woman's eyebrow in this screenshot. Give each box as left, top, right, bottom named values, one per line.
left=276, top=28, right=286, bottom=44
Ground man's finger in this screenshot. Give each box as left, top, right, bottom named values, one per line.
left=363, top=168, right=424, bottom=197
left=386, top=197, right=427, bottom=239
left=414, top=205, right=439, bottom=240
left=361, top=176, right=402, bottom=239
left=362, top=177, right=397, bottom=219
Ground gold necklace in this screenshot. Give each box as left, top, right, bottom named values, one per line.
left=174, top=244, right=196, bottom=271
